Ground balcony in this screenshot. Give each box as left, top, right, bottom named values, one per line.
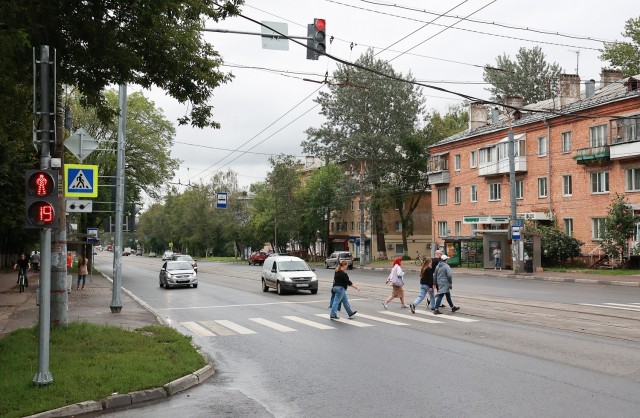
left=427, top=153, right=449, bottom=185
left=610, top=136, right=640, bottom=161
left=573, top=145, right=610, bottom=165
left=478, top=156, right=527, bottom=177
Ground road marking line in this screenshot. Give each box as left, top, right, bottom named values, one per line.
left=283, top=316, right=335, bottom=330
left=200, top=320, right=235, bottom=336
left=380, top=311, right=442, bottom=324
left=156, top=299, right=333, bottom=311
left=604, top=303, right=640, bottom=309
left=249, top=318, right=297, bottom=332
left=579, top=303, right=640, bottom=312
left=415, top=311, right=478, bottom=322
left=314, top=314, right=374, bottom=327
left=354, top=313, right=409, bottom=325
left=181, top=321, right=215, bottom=337
left=214, top=320, right=257, bottom=334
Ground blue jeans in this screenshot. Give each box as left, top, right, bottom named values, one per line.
left=330, top=286, right=354, bottom=318
left=329, top=289, right=342, bottom=311
left=412, top=284, right=435, bottom=310
left=434, top=292, right=454, bottom=309
left=495, top=257, right=501, bottom=268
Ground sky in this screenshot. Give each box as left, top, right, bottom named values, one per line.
left=137, top=0, right=636, bottom=195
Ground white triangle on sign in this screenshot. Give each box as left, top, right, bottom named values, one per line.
left=70, top=170, right=93, bottom=190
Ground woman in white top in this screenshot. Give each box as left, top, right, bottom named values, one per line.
left=382, top=257, right=408, bottom=309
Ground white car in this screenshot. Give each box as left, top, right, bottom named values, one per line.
left=159, top=261, right=198, bottom=289
left=162, top=250, right=174, bottom=261
left=261, top=255, right=318, bottom=295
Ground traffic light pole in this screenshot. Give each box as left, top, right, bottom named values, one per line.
left=33, top=45, right=53, bottom=385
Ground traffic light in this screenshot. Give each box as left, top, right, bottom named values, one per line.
left=25, top=169, right=58, bottom=228
left=306, top=18, right=326, bottom=60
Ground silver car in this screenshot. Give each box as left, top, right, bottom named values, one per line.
left=159, top=261, right=198, bottom=289
left=325, top=251, right=354, bottom=270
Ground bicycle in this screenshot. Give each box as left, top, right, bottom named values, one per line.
left=415, top=252, right=426, bottom=265
left=17, top=268, right=27, bottom=293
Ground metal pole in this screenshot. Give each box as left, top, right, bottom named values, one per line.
left=33, top=45, right=53, bottom=386
left=508, top=128, right=519, bottom=274
left=111, top=84, right=126, bottom=313
left=359, top=161, right=366, bottom=268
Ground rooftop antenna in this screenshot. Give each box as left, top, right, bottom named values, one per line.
left=569, top=49, right=579, bottom=74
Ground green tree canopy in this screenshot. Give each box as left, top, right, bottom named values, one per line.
left=483, top=46, right=563, bottom=105
left=600, top=16, right=640, bottom=77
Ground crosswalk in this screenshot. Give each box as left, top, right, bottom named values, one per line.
left=578, top=302, right=640, bottom=312
left=178, top=310, right=479, bottom=338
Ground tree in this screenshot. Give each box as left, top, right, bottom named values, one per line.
left=1, top=0, right=243, bottom=129
left=601, top=194, right=639, bottom=260
left=599, top=16, right=640, bottom=77
left=528, top=216, right=583, bottom=267
left=483, top=46, right=563, bottom=105
left=303, top=49, right=425, bottom=258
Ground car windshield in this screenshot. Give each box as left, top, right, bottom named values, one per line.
left=278, top=260, right=311, bottom=271
left=175, top=255, right=193, bottom=261
left=339, top=253, right=352, bottom=258
left=166, top=261, right=193, bottom=271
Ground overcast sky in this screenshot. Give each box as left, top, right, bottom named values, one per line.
left=138, top=0, right=635, bottom=194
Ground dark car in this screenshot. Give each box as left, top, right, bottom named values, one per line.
left=159, top=261, right=198, bottom=289
left=172, top=254, right=198, bottom=273
left=248, top=251, right=267, bottom=266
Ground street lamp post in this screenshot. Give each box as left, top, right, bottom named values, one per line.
left=358, top=160, right=366, bottom=268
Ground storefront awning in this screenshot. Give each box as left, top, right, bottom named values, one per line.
left=331, top=238, right=348, bottom=243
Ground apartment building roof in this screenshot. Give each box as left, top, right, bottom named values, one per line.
left=431, top=74, right=640, bottom=149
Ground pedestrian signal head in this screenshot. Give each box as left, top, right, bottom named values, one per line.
left=25, top=169, right=58, bottom=228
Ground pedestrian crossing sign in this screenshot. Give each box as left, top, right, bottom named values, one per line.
left=64, top=164, right=98, bottom=197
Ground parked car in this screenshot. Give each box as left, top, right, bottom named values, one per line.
left=159, top=261, right=198, bottom=289
left=136, top=248, right=143, bottom=256
left=149, top=251, right=157, bottom=258
left=261, top=255, right=318, bottom=295
left=325, top=251, right=354, bottom=270
left=248, top=251, right=267, bottom=265
left=162, top=250, right=174, bottom=261
left=123, top=247, right=132, bottom=256
left=172, top=254, right=197, bottom=273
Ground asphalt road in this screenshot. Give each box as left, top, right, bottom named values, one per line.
left=92, top=254, right=640, bottom=417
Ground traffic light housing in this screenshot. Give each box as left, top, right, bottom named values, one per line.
left=306, top=18, right=326, bottom=60
left=25, top=169, right=58, bottom=228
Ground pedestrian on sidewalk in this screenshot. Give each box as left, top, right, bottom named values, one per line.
left=433, top=255, right=460, bottom=315
left=329, top=260, right=360, bottom=319
left=77, top=255, right=88, bottom=290
left=13, top=253, right=30, bottom=287
left=383, top=257, right=408, bottom=309
left=410, top=258, right=435, bottom=313
left=493, top=247, right=502, bottom=270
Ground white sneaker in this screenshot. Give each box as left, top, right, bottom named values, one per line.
left=382, top=301, right=388, bottom=309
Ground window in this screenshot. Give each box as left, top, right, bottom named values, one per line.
left=537, top=137, right=547, bottom=156
left=479, top=147, right=493, bottom=164
left=470, top=185, right=478, bottom=202
left=454, top=187, right=461, bottom=204
left=395, top=201, right=405, bottom=210
left=562, top=175, right=573, bottom=196
left=330, top=222, right=334, bottom=232
left=625, top=168, right=640, bottom=191
left=611, top=115, right=640, bottom=144
left=592, top=218, right=605, bottom=239
left=350, top=222, right=355, bottom=231
left=561, top=131, right=572, bottom=153
left=591, top=172, right=609, bottom=194
left=438, top=221, right=448, bottom=237
left=589, top=125, right=607, bottom=147
left=515, top=180, right=524, bottom=199
left=470, top=151, right=477, bottom=168
left=489, top=183, right=501, bottom=201
left=454, top=154, right=461, bottom=171
left=455, top=221, right=462, bottom=236
left=538, top=177, right=547, bottom=197
left=564, top=218, right=573, bottom=236
left=395, top=221, right=402, bottom=232
left=471, top=223, right=478, bottom=236
left=351, top=200, right=354, bottom=211
left=395, top=243, right=404, bottom=254
left=438, top=188, right=447, bottom=205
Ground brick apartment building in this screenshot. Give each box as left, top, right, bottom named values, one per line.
left=427, top=69, right=640, bottom=269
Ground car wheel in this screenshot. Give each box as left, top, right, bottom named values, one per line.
left=325, top=263, right=330, bottom=269
left=192, top=284, right=198, bottom=288
left=262, top=279, right=269, bottom=292
left=159, top=279, right=164, bottom=288
left=311, top=289, right=318, bottom=295
left=277, top=281, right=285, bottom=295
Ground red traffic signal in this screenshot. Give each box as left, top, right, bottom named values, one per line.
left=25, top=169, right=58, bottom=228
left=314, top=19, right=326, bottom=31
left=306, top=18, right=326, bottom=60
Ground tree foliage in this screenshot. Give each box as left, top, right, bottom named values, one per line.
left=483, top=46, right=563, bottom=105
left=601, top=194, right=639, bottom=259
left=303, top=49, right=425, bottom=256
left=599, top=16, right=640, bottom=77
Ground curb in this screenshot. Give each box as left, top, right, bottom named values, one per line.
left=25, top=364, right=215, bottom=418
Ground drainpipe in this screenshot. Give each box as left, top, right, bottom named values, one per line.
left=544, top=117, right=552, bottom=212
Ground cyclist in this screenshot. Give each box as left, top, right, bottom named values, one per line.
left=13, top=253, right=30, bottom=287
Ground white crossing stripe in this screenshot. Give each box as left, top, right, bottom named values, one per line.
left=355, top=313, right=409, bottom=326
left=249, top=317, right=297, bottom=332
left=381, top=311, right=442, bottom=324
left=182, top=321, right=215, bottom=337
left=314, top=314, right=374, bottom=327
left=415, top=310, right=478, bottom=322
left=200, top=320, right=235, bottom=336
left=284, top=316, right=335, bottom=330
left=214, top=320, right=257, bottom=334
left=579, top=303, right=640, bottom=312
